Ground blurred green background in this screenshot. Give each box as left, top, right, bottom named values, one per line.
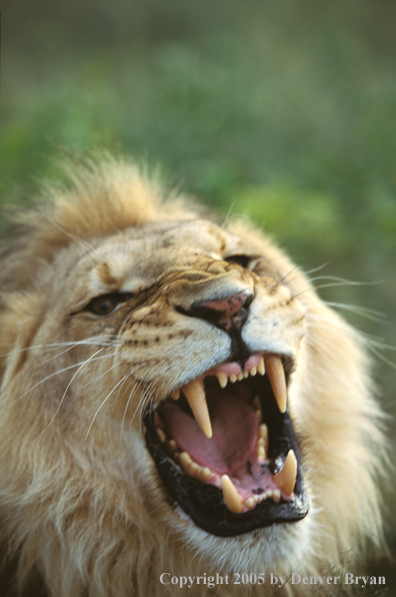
left=1, top=0, right=395, bottom=587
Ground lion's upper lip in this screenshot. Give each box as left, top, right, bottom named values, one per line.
left=144, top=352, right=309, bottom=536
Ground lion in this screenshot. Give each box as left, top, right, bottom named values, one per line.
left=0, top=157, right=387, bottom=596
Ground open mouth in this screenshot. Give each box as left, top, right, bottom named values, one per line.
left=144, top=354, right=309, bottom=536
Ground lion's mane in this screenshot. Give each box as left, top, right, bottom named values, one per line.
left=0, top=158, right=387, bottom=596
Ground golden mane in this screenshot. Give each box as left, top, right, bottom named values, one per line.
left=0, top=158, right=388, bottom=597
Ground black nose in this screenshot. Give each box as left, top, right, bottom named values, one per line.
left=187, top=289, right=254, bottom=333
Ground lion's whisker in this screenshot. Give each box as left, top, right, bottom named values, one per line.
left=130, top=381, right=153, bottom=429
left=0, top=335, right=122, bottom=359
left=366, top=344, right=396, bottom=372
left=77, top=353, right=121, bottom=391
left=120, top=380, right=141, bottom=437
left=138, top=381, right=159, bottom=431
left=309, top=275, right=382, bottom=287
left=324, top=301, right=386, bottom=323
left=14, top=351, right=114, bottom=403
left=32, top=348, right=105, bottom=441
left=84, top=364, right=145, bottom=441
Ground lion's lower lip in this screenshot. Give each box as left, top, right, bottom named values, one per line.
left=144, top=356, right=309, bottom=536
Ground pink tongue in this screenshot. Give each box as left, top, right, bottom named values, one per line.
left=161, top=393, right=258, bottom=475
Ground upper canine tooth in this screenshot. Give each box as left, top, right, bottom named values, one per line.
left=216, top=372, right=228, bottom=389
left=264, top=355, right=287, bottom=413
left=170, top=389, right=180, bottom=401
left=221, top=475, right=243, bottom=514
left=258, top=357, right=265, bottom=376
left=273, top=450, right=297, bottom=496
left=182, top=379, right=213, bottom=439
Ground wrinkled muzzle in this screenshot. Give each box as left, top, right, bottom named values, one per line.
left=144, top=260, right=308, bottom=536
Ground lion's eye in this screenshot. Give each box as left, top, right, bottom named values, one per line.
left=84, top=293, right=134, bottom=316
left=225, top=255, right=251, bottom=269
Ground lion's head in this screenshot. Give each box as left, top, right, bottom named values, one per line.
left=0, top=158, right=386, bottom=596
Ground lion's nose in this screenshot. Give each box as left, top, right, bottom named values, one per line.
left=188, top=289, right=254, bottom=333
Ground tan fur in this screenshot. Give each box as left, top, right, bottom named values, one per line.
left=0, top=157, right=387, bottom=596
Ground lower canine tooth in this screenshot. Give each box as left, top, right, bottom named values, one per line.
left=273, top=450, right=297, bottom=496
left=182, top=379, right=213, bottom=439
left=222, top=475, right=243, bottom=514
left=265, top=355, right=287, bottom=413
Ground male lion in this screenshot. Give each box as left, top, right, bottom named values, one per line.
left=0, top=158, right=386, bottom=596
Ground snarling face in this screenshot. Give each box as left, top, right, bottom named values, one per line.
left=59, top=219, right=308, bottom=537
left=138, top=227, right=308, bottom=536
left=0, top=167, right=385, bottom=596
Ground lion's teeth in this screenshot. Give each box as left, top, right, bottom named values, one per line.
left=156, top=428, right=167, bottom=443
left=165, top=439, right=178, bottom=454
left=264, top=355, right=287, bottom=413
left=170, top=388, right=180, bottom=401
left=201, top=467, right=213, bottom=481
left=179, top=451, right=192, bottom=468
left=258, top=423, right=268, bottom=446
left=221, top=475, right=243, bottom=514
left=182, top=379, right=213, bottom=439
left=273, top=450, right=297, bottom=496
left=250, top=366, right=257, bottom=377
left=245, top=497, right=255, bottom=510
left=229, top=373, right=237, bottom=383
left=216, top=372, right=228, bottom=388
left=237, top=372, right=244, bottom=381
left=258, top=357, right=265, bottom=376
left=273, top=489, right=281, bottom=502
left=255, top=445, right=266, bottom=462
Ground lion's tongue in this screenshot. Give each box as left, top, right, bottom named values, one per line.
left=161, top=394, right=258, bottom=475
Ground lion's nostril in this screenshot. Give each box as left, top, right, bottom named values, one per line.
left=187, top=289, right=253, bottom=334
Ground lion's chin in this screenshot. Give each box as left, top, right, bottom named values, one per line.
left=144, top=353, right=309, bottom=537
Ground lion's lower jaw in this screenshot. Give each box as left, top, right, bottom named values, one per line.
left=10, top=484, right=318, bottom=597
left=176, top=512, right=319, bottom=576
